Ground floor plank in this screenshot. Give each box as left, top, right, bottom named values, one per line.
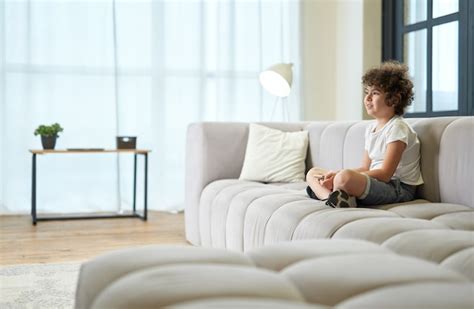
left=0, top=211, right=187, bottom=265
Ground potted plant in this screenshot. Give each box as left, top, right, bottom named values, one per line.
left=34, top=123, right=64, bottom=150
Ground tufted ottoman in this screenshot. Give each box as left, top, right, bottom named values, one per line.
left=75, top=234, right=474, bottom=308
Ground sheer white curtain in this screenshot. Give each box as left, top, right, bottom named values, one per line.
left=0, top=0, right=301, bottom=214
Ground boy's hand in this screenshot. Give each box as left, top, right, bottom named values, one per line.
left=320, top=170, right=337, bottom=191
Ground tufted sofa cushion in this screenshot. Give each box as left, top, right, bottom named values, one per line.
left=75, top=238, right=474, bottom=308
left=197, top=179, right=472, bottom=251
left=382, top=229, right=474, bottom=279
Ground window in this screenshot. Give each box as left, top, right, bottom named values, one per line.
left=383, top=0, right=473, bottom=116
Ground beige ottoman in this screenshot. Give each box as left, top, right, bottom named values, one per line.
left=76, top=239, right=473, bottom=308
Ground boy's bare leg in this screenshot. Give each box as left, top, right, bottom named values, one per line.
left=306, top=168, right=331, bottom=200
left=333, top=169, right=368, bottom=198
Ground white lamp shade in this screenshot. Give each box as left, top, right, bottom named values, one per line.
left=259, top=63, right=293, bottom=97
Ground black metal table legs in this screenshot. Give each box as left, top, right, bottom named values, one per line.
left=30, top=152, right=148, bottom=224
left=32, top=154, right=37, bottom=225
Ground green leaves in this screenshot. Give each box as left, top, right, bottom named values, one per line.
left=34, top=123, right=64, bottom=137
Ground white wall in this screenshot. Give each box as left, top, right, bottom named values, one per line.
left=301, top=0, right=381, bottom=121
left=362, top=0, right=382, bottom=120
left=301, top=0, right=338, bottom=120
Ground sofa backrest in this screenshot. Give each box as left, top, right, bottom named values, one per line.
left=305, top=117, right=473, bottom=207
left=413, top=117, right=473, bottom=207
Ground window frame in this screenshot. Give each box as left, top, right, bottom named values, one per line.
left=383, top=0, right=473, bottom=117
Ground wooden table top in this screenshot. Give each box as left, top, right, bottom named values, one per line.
left=29, top=149, right=151, bottom=154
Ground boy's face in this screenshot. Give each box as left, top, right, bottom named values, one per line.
left=364, top=85, right=395, bottom=119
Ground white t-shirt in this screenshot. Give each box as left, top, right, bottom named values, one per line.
left=364, top=116, right=424, bottom=185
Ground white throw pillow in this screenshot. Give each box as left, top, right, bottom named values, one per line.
left=239, top=124, right=309, bottom=183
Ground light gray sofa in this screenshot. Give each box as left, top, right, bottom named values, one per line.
left=185, top=117, right=474, bottom=250
left=75, top=116, right=474, bottom=308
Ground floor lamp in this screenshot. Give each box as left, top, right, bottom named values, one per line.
left=259, top=63, right=293, bottom=121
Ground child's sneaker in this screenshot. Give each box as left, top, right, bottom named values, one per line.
left=306, top=186, right=320, bottom=200
left=325, top=189, right=357, bottom=208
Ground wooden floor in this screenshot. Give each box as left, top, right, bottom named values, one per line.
left=0, top=211, right=187, bottom=265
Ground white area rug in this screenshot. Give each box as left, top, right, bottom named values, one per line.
left=0, top=262, right=81, bottom=309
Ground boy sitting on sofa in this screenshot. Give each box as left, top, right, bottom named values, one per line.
left=306, top=61, right=424, bottom=208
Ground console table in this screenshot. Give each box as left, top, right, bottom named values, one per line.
left=29, top=149, right=150, bottom=225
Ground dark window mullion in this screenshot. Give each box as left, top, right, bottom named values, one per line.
left=382, top=0, right=396, bottom=60
left=395, top=0, right=403, bottom=61
left=426, top=0, right=433, bottom=113
left=458, top=0, right=469, bottom=115
left=432, top=12, right=460, bottom=26
left=404, top=21, right=429, bottom=32
left=404, top=13, right=459, bottom=32
left=469, top=0, right=474, bottom=115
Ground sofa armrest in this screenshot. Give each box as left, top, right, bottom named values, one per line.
left=184, top=122, right=308, bottom=245
left=185, top=122, right=249, bottom=245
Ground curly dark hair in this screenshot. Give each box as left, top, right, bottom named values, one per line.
left=362, top=61, right=414, bottom=116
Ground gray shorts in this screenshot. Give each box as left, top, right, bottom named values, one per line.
left=357, top=175, right=416, bottom=206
